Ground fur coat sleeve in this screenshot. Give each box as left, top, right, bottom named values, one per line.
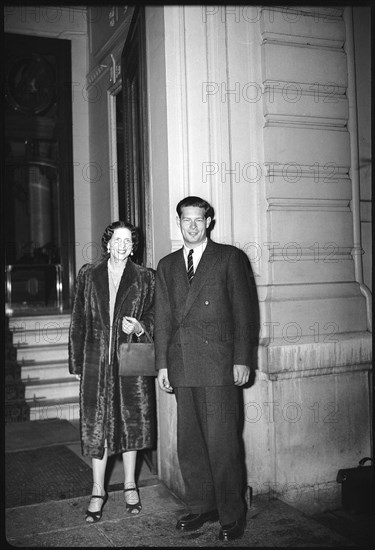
left=68, top=263, right=91, bottom=375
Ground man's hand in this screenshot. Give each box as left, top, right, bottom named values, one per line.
left=233, top=364, right=251, bottom=386
left=157, top=368, right=173, bottom=393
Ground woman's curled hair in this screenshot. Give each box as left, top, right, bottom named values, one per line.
left=101, top=221, right=139, bottom=257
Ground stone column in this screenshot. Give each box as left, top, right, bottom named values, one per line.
left=226, top=5, right=372, bottom=512
left=148, top=5, right=372, bottom=512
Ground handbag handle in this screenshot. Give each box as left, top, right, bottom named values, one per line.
left=359, top=457, right=373, bottom=467
left=127, top=327, right=153, bottom=351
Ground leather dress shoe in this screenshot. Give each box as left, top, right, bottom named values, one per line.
left=176, top=510, right=219, bottom=531
left=219, top=516, right=246, bottom=541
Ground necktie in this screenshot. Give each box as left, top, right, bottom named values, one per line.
left=187, top=249, right=194, bottom=284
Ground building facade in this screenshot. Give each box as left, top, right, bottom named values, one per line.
left=4, top=5, right=372, bottom=514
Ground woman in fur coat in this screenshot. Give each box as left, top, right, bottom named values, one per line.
left=69, top=221, right=155, bottom=523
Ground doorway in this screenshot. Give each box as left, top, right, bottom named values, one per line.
left=119, top=7, right=157, bottom=474
left=4, top=33, right=75, bottom=314
left=119, top=6, right=152, bottom=268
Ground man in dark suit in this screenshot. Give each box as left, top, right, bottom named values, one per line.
left=155, top=196, right=257, bottom=542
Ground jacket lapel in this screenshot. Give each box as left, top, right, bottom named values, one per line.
left=175, top=249, right=190, bottom=288
left=171, top=249, right=190, bottom=323
left=182, top=240, right=220, bottom=318
left=91, top=258, right=138, bottom=336
left=113, top=259, right=138, bottom=320
left=92, top=259, right=110, bottom=337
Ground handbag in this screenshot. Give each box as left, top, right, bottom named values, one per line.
left=336, top=457, right=374, bottom=514
left=119, top=328, right=156, bottom=377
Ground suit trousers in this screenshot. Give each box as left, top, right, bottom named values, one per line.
left=174, top=385, right=246, bottom=525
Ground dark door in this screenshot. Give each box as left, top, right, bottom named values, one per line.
left=3, top=33, right=75, bottom=314
left=120, top=8, right=157, bottom=474
left=120, top=6, right=151, bottom=267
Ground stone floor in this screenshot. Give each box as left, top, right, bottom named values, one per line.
left=5, top=419, right=374, bottom=547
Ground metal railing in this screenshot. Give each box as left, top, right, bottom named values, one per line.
left=5, top=264, right=63, bottom=315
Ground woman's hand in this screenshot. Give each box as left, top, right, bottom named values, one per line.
left=122, top=316, right=143, bottom=335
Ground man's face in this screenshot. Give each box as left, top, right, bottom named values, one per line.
left=177, top=206, right=211, bottom=248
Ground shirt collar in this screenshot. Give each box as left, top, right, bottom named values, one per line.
left=183, top=239, right=208, bottom=256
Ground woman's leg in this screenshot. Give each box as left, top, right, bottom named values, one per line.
left=86, top=445, right=108, bottom=519
left=122, top=450, right=139, bottom=506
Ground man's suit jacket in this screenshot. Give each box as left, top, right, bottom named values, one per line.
left=155, top=239, right=257, bottom=387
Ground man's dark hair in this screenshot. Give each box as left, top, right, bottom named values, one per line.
left=176, top=196, right=213, bottom=219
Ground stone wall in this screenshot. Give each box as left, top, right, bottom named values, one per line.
left=148, top=5, right=372, bottom=513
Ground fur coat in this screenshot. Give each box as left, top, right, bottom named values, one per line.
left=69, top=258, right=156, bottom=459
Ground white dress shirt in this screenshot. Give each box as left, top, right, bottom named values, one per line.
left=183, top=239, right=208, bottom=272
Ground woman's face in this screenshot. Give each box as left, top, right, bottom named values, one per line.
left=108, top=227, right=133, bottom=261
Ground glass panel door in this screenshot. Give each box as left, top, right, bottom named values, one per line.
left=4, top=33, right=75, bottom=314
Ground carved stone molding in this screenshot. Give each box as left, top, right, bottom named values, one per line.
left=205, top=4, right=233, bottom=245
left=108, top=6, right=118, bottom=27
left=4, top=6, right=87, bottom=38
left=262, top=36, right=344, bottom=50
left=267, top=245, right=353, bottom=263
left=86, top=63, right=109, bottom=87
left=261, top=40, right=346, bottom=56
left=266, top=197, right=351, bottom=211
left=264, top=114, right=347, bottom=131
left=109, top=53, right=121, bottom=84
left=263, top=80, right=347, bottom=100
left=260, top=281, right=362, bottom=300
left=260, top=6, right=344, bottom=20
left=93, top=8, right=134, bottom=61
left=163, top=6, right=190, bottom=245
left=259, top=6, right=344, bottom=50
left=268, top=362, right=371, bottom=381
left=265, top=330, right=371, bottom=377
left=264, top=162, right=350, bottom=182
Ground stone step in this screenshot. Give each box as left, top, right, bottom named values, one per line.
left=7, top=313, right=77, bottom=423
left=8, top=314, right=71, bottom=333
left=16, top=343, right=68, bottom=363
left=27, top=396, right=80, bottom=422
left=12, top=327, right=70, bottom=346
left=24, top=377, right=79, bottom=400
left=21, top=360, right=71, bottom=382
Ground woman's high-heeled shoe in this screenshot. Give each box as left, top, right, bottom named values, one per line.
left=85, top=493, right=108, bottom=523
left=124, top=486, right=142, bottom=515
